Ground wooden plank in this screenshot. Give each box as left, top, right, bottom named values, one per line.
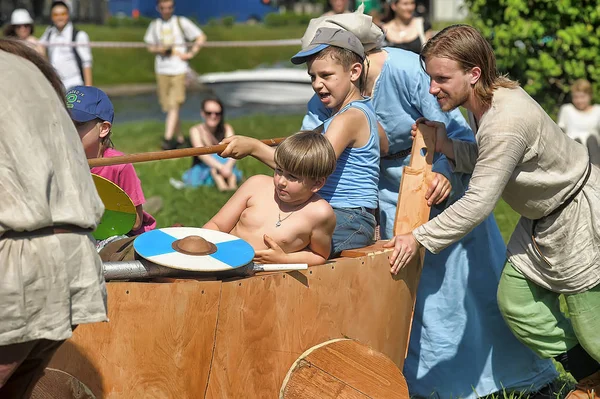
left=204, top=252, right=419, bottom=398
left=281, top=339, right=408, bottom=399
left=47, top=280, right=222, bottom=398
left=394, top=124, right=436, bottom=235
left=340, top=241, right=389, bottom=258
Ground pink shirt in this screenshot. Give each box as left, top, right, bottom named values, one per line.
left=91, top=148, right=156, bottom=235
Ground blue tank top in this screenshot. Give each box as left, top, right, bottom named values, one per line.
left=320, top=99, right=380, bottom=209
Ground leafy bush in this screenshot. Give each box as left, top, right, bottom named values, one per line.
left=464, top=0, right=600, bottom=114
left=221, top=16, right=236, bottom=27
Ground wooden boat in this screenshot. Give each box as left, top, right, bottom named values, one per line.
left=31, top=127, right=436, bottom=398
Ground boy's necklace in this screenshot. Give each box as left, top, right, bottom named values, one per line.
left=276, top=211, right=295, bottom=227
left=276, top=202, right=303, bottom=227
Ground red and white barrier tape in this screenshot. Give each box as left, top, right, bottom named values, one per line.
left=40, top=38, right=301, bottom=48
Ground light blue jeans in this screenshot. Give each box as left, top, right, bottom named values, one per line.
left=330, top=207, right=376, bottom=258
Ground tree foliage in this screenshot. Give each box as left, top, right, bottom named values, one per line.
left=464, top=0, right=600, bottom=114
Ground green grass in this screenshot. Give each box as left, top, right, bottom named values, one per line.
left=113, top=114, right=303, bottom=228
left=29, top=24, right=306, bottom=86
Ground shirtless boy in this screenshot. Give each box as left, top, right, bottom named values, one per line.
left=203, top=131, right=337, bottom=265
left=220, top=28, right=381, bottom=257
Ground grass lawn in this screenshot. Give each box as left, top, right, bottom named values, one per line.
left=28, top=24, right=307, bottom=86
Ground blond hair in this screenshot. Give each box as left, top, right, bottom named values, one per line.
left=421, top=24, right=519, bottom=108
left=274, top=131, right=337, bottom=180
left=571, top=79, right=592, bottom=96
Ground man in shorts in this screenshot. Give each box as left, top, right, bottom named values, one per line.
left=144, top=0, right=206, bottom=150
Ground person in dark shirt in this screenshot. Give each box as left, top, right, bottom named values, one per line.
left=381, top=0, right=432, bottom=54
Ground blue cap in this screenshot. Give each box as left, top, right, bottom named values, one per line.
left=291, top=28, right=365, bottom=65
left=66, top=86, right=114, bottom=124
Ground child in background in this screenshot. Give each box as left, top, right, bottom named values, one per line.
left=66, top=85, right=156, bottom=236
left=179, top=97, right=242, bottom=191
left=220, top=28, right=381, bottom=257
left=557, top=79, right=600, bottom=165
left=204, top=131, right=337, bottom=265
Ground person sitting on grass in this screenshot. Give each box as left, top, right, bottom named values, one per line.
left=220, top=28, right=380, bottom=258
left=204, top=131, right=337, bottom=266
left=176, top=97, right=242, bottom=191
left=66, top=85, right=157, bottom=242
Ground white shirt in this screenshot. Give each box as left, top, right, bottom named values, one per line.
left=144, top=16, right=203, bottom=75
left=40, top=22, right=92, bottom=89
left=557, top=103, right=600, bottom=145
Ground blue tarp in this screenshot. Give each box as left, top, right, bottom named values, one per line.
left=109, top=0, right=277, bottom=23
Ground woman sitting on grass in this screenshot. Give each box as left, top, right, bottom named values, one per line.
left=179, top=97, right=242, bottom=191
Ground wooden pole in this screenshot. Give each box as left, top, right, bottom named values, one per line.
left=88, top=137, right=285, bottom=168
left=393, top=124, right=436, bottom=235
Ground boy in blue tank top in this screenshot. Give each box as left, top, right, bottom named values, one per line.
left=221, top=28, right=380, bottom=257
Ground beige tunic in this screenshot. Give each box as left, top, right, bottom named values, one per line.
left=414, top=87, right=600, bottom=293
left=0, top=50, right=107, bottom=345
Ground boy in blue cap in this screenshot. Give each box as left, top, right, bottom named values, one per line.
left=220, top=28, right=380, bottom=257
left=66, top=86, right=156, bottom=241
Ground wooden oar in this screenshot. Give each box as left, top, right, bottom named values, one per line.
left=88, top=137, right=285, bottom=167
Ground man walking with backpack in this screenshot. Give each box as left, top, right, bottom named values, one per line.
left=40, top=0, right=92, bottom=89
left=144, top=0, right=206, bottom=150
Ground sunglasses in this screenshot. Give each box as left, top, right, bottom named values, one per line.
left=204, top=111, right=222, bottom=116
left=51, top=11, right=68, bottom=17
left=14, top=24, right=31, bottom=29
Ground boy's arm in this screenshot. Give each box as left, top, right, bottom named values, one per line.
left=222, top=124, right=238, bottom=169
left=220, top=136, right=277, bottom=169
left=203, top=176, right=258, bottom=232
left=254, top=204, right=336, bottom=266
left=306, top=205, right=336, bottom=260
left=255, top=238, right=329, bottom=266
left=322, top=109, right=367, bottom=158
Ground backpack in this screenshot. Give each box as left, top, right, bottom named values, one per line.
left=43, top=25, right=85, bottom=82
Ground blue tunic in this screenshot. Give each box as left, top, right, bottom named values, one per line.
left=302, top=47, right=557, bottom=398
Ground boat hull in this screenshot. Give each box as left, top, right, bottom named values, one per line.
left=41, top=249, right=420, bottom=398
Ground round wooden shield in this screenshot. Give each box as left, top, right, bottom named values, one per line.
left=92, top=174, right=136, bottom=240
left=280, top=339, right=409, bottom=399
left=133, top=227, right=255, bottom=272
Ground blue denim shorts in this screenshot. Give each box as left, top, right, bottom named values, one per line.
left=330, top=207, right=377, bottom=258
